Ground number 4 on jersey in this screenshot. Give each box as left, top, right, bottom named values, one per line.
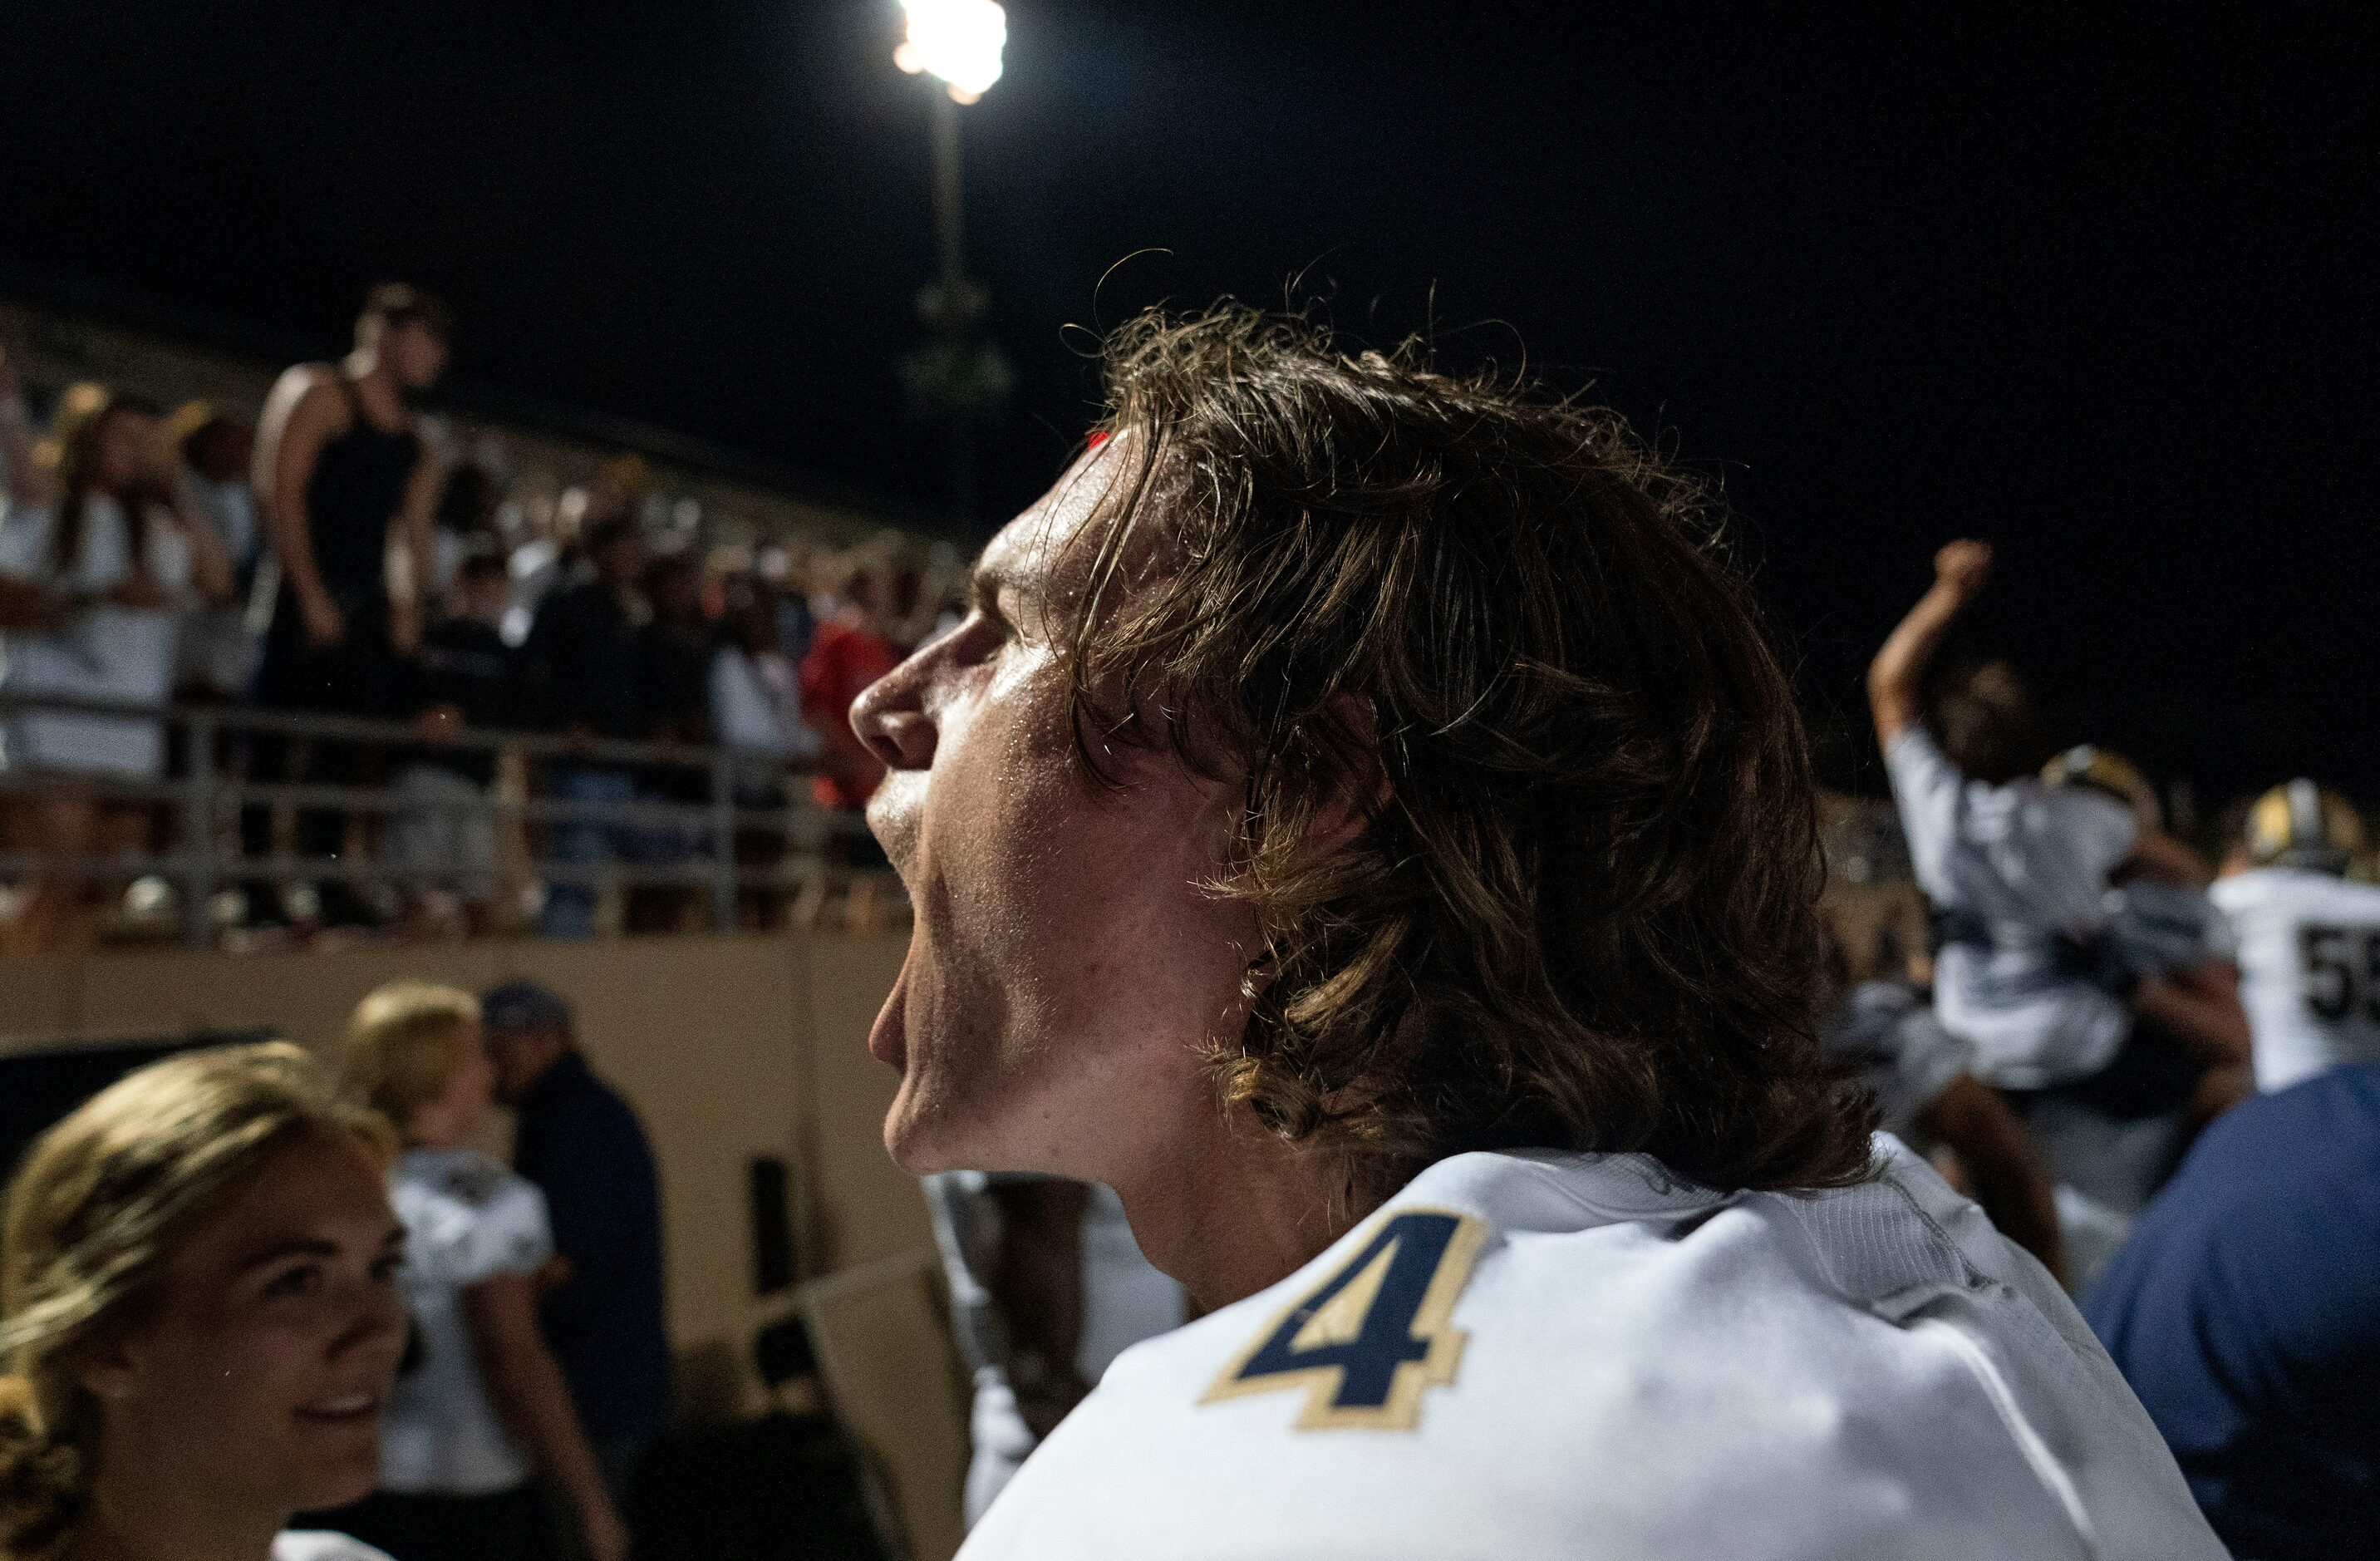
left=1202, top=1208, right=1489, bottom=1431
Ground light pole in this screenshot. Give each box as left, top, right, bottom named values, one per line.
left=895, top=0, right=1014, bottom=523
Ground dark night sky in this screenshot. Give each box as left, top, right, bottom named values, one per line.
left=0, top=2, right=2372, bottom=799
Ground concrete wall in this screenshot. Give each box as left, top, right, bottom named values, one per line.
left=0, top=931, right=928, bottom=1418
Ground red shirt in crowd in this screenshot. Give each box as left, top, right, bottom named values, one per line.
left=800, top=617, right=900, bottom=811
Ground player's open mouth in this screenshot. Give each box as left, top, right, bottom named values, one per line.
left=297, top=1391, right=381, bottom=1425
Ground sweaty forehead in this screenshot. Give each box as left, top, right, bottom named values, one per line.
left=976, top=436, right=1166, bottom=607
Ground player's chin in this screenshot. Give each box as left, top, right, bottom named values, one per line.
left=880, top=1040, right=1007, bottom=1174
left=881, top=1076, right=966, bottom=1174
left=876, top=1010, right=930, bottom=1167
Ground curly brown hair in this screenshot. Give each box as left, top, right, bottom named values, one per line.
left=1057, top=303, right=1873, bottom=1199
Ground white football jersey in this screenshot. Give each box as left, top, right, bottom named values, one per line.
left=1884, top=727, right=2139, bottom=1088
left=382, top=1147, right=554, bottom=1495
left=2210, top=866, right=2380, bottom=1091
left=961, top=1140, right=2220, bottom=1561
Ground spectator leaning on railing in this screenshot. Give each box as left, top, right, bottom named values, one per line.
left=624, top=549, right=712, bottom=933
left=711, top=574, right=820, bottom=788
left=519, top=514, right=647, bottom=939
left=0, top=366, right=233, bottom=955
left=430, top=461, right=505, bottom=599
left=711, top=574, right=820, bottom=928
left=165, top=401, right=266, bottom=702
left=386, top=543, right=522, bottom=937
left=798, top=553, right=898, bottom=840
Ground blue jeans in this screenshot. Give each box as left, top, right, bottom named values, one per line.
left=542, top=766, right=635, bottom=939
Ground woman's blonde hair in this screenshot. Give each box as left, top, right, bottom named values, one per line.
left=337, top=982, right=483, bottom=1136
left=0, top=1041, right=392, bottom=1557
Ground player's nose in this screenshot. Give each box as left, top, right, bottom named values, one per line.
left=851, top=659, right=937, bottom=771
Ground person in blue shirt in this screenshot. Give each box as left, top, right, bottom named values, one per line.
left=2085, top=1061, right=2380, bottom=1559
left=480, top=981, right=671, bottom=1500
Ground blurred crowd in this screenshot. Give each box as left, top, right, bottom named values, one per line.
left=0, top=287, right=964, bottom=954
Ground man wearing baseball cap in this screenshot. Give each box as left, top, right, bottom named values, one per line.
left=482, top=979, right=671, bottom=1509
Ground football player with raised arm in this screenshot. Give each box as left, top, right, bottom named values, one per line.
left=2211, top=779, right=2380, bottom=1091
left=849, top=306, right=2222, bottom=1559
left=1866, top=541, right=2248, bottom=1096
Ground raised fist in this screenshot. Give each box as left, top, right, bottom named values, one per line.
left=1933, top=539, right=1994, bottom=599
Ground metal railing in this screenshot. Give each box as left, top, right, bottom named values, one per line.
left=0, top=692, right=890, bottom=946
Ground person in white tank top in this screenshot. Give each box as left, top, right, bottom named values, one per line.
left=844, top=311, right=2224, bottom=1559
left=2210, top=778, right=2380, bottom=1091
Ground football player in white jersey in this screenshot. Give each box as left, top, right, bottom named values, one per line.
left=1866, top=544, right=2248, bottom=1095
left=848, top=304, right=2222, bottom=1559
left=2210, top=778, right=2380, bottom=1091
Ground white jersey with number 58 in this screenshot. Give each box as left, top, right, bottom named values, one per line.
left=2210, top=866, right=2380, bottom=1092
left=960, top=1140, right=2220, bottom=1560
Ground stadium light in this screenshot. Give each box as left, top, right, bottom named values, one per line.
left=893, top=0, right=1006, bottom=105
left=893, top=0, right=1014, bottom=520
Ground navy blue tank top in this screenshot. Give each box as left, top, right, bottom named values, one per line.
left=302, top=376, right=420, bottom=597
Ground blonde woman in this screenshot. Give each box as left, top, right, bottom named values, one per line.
left=322, top=983, right=626, bottom=1561
left=0, top=1042, right=406, bottom=1561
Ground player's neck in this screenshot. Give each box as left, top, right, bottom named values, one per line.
left=1112, top=1110, right=1382, bottom=1312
